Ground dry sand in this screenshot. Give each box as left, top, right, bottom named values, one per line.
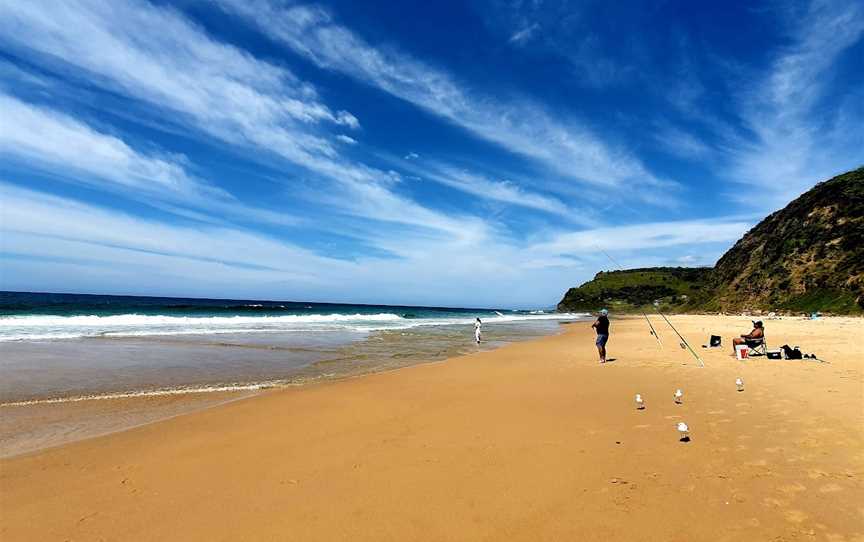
left=1, top=315, right=862, bottom=541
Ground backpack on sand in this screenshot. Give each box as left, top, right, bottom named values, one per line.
left=781, top=344, right=803, bottom=360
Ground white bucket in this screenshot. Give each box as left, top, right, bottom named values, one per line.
left=735, top=344, right=750, bottom=360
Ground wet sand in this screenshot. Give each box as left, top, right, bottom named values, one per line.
left=1, top=315, right=862, bottom=541
left=0, top=321, right=569, bottom=457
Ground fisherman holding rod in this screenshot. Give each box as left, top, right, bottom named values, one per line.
left=591, top=308, right=611, bottom=364
left=593, top=245, right=704, bottom=367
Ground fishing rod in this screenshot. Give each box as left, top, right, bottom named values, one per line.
left=593, top=246, right=663, bottom=348
left=595, top=247, right=706, bottom=367
left=653, top=308, right=705, bottom=368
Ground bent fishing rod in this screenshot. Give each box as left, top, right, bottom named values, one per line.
left=593, top=246, right=663, bottom=349
left=595, top=247, right=706, bottom=367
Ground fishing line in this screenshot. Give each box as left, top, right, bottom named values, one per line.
left=594, top=246, right=706, bottom=367
left=592, top=246, right=663, bottom=348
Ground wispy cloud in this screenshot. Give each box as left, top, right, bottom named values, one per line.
left=1, top=184, right=751, bottom=307
left=728, top=0, right=864, bottom=203
left=0, top=0, right=354, bottom=163
left=509, top=22, right=540, bottom=45
left=652, top=121, right=712, bottom=160
left=403, top=162, right=580, bottom=219
left=429, top=167, right=571, bottom=217
left=335, top=134, right=357, bottom=145
left=530, top=219, right=751, bottom=256
left=0, top=93, right=206, bottom=196
left=0, top=0, right=484, bottom=237
left=0, top=92, right=300, bottom=226
left=0, top=183, right=348, bottom=283
left=217, top=0, right=670, bottom=193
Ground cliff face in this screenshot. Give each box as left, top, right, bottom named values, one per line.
left=706, top=168, right=863, bottom=313
left=557, top=168, right=864, bottom=314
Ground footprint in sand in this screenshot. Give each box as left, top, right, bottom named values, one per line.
left=762, top=496, right=789, bottom=508
left=784, top=509, right=808, bottom=523
left=819, top=483, right=843, bottom=493
left=737, top=435, right=753, bottom=440
left=664, top=415, right=682, bottom=420
left=745, top=458, right=768, bottom=466
left=764, top=446, right=782, bottom=453
left=778, top=482, right=807, bottom=495
left=707, top=410, right=726, bottom=415
left=632, top=424, right=651, bottom=429
left=735, top=402, right=751, bottom=408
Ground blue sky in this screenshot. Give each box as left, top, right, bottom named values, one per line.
left=0, top=0, right=862, bottom=308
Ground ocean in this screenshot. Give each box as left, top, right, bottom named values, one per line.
left=0, top=292, right=587, bottom=404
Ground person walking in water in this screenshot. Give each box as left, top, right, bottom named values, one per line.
left=474, top=317, right=482, bottom=344
left=591, top=309, right=610, bottom=363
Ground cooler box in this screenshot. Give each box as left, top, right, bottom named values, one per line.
left=735, top=344, right=749, bottom=360
left=766, top=350, right=782, bottom=360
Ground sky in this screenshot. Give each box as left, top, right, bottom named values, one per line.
left=0, top=0, right=862, bottom=308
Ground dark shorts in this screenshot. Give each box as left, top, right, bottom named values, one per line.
left=745, top=339, right=762, bottom=348
left=596, top=334, right=609, bottom=347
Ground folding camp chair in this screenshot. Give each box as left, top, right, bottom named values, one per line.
left=746, top=337, right=767, bottom=356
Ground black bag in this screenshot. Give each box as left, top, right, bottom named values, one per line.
left=781, top=344, right=803, bottom=360
left=709, top=335, right=722, bottom=347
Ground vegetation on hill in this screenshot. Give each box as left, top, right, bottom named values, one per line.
left=557, top=168, right=864, bottom=315
left=556, top=267, right=712, bottom=313
left=704, top=167, right=863, bottom=314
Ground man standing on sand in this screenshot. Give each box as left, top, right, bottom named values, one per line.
left=592, top=309, right=610, bottom=364
left=474, top=317, right=482, bottom=344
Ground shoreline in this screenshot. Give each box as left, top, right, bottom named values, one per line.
left=0, top=320, right=575, bottom=458
left=1, top=315, right=862, bottom=540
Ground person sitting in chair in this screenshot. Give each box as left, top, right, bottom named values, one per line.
left=732, top=320, right=764, bottom=354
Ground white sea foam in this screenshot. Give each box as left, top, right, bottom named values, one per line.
left=0, top=312, right=588, bottom=341
left=0, top=313, right=404, bottom=327
left=0, top=382, right=285, bottom=407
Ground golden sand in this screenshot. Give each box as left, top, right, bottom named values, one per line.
left=1, top=315, right=862, bottom=541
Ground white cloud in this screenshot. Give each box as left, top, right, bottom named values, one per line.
left=0, top=0, right=352, bottom=164
left=530, top=219, right=751, bottom=256
left=509, top=22, right=540, bottom=45
left=0, top=184, right=751, bottom=307
left=728, top=0, right=864, bottom=203
left=218, top=0, right=670, bottom=192
left=652, top=121, right=712, bottom=160
left=0, top=93, right=207, bottom=196
left=0, top=0, right=483, bottom=237
left=0, top=183, right=349, bottom=283
left=0, top=92, right=302, bottom=226
left=418, top=164, right=576, bottom=218
left=404, top=152, right=420, bottom=160
left=335, top=134, right=357, bottom=145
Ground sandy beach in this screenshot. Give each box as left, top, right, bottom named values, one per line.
left=1, top=315, right=862, bottom=541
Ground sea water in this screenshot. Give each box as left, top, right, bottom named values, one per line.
left=0, top=292, right=587, bottom=404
